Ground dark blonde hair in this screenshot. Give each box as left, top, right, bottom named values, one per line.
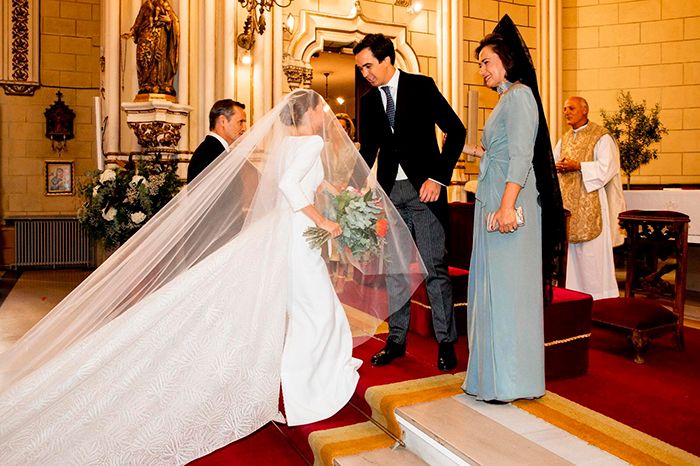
left=335, top=113, right=355, bottom=140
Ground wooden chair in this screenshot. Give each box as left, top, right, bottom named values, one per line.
left=592, top=210, right=689, bottom=363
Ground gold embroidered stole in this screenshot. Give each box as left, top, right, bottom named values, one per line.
left=558, top=122, right=609, bottom=243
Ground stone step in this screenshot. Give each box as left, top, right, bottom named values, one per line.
left=395, top=395, right=627, bottom=466
left=334, top=446, right=429, bottom=466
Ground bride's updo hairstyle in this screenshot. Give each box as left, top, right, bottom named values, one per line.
left=280, top=89, right=321, bottom=126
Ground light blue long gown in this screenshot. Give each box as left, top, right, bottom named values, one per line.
left=462, top=82, right=545, bottom=402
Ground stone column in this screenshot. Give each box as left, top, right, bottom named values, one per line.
left=103, top=0, right=121, bottom=157
left=177, top=0, right=190, bottom=152
left=538, top=0, right=562, bottom=145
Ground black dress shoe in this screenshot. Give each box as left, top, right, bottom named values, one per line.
left=437, top=341, right=457, bottom=371
left=371, top=340, right=406, bottom=366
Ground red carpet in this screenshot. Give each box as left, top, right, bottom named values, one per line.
left=548, top=326, right=700, bottom=456
left=192, top=334, right=464, bottom=465
left=192, top=324, right=699, bottom=463
left=188, top=423, right=307, bottom=466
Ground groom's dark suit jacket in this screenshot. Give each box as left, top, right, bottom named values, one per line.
left=187, top=135, right=227, bottom=183
left=358, top=71, right=466, bottom=225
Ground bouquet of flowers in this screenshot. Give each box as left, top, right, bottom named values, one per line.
left=78, top=159, right=183, bottom=249
left=304, top=186, right=388, bottom=262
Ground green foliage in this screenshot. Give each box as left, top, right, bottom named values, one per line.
left=77, top=159, right=183, bottom=250
left=601, top=91, right=667, bottom=186
left=304, top=187, right=387, bottom=262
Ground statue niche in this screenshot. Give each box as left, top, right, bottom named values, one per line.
left=123, top=0, right=180, bottom=99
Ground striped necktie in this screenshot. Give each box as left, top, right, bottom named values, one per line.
left=381, top=86, right=395, bottom=129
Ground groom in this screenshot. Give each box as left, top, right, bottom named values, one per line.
left=353, top=34, right=466, bottom=371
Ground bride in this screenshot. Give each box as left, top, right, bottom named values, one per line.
left=0, top=90, right=425, bottom=464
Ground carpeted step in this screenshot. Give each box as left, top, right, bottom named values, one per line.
left=275, top=404, right=372, bottom=464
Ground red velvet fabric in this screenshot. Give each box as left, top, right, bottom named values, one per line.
left=592, top=297, right=678, bottom=330
left=544, top=287, right=593, bottom=380
left=447, top=202, right=475, bottom=270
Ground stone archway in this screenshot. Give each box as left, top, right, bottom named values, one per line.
left=283, top=8, right=420, bottom=89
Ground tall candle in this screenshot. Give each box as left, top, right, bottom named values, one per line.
left=94, top=96, right=104, bottom=170
left=466, top=90, right=479, bottom=162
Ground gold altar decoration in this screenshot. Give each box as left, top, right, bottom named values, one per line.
left=123, top=0, right=180, bottom=98
left=236, top=0, right=294, bottom=50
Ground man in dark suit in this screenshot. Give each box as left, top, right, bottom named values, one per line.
left=187, top=99, right=247, bottom=183
left=354, top=34, right=466, bottom=371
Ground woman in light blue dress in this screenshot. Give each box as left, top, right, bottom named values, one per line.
left=461, top=16, right=565, bottom=403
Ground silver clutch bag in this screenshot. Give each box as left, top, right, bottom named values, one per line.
left=486, top=206, right=524, bottom=232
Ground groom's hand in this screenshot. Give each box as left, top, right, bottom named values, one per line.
left=419, top=179, right=441, bottom=203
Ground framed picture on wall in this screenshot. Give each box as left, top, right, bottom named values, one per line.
left=45, top=160, right=74, bottom=196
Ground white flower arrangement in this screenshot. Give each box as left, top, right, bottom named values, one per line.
left=78, top=161, right=183, bottom=249
left=99, top=169, right=116, bottom=183
left=101, top=207, right=117, bottom=221
left=130, top=211, right=147, bottom=224
left=129, top=175, right=148, bottom=187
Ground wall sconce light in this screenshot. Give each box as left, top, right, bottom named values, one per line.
left=284, top=13, right=295, bottom=34
left=395, top=0, right=423, bottom=14
left=336, top=97, right=345, bottom=105
left=236, top=0, right=295, bottom=50
left=241, top=50, right=253, bottom=65
left=408, top=1, right=423, bottom=14
left=44, top=90, right=75, bottom=156
left=349, top=0, right=361, bottom=17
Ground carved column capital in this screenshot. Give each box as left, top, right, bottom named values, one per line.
left=122, top=100, right=193, bottom=155
left=282, top=55, right=313, bottom=90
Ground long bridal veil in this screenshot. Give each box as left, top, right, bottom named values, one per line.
left=0, top=89, right=427, bottom=394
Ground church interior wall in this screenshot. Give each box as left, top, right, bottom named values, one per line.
left=562, top=0, right=700, bottom=185
left=2, top=0, right=699, bottom=267
left=0, top=0, right=101, bottom=220
left=460, top=0, right=537, bottom=180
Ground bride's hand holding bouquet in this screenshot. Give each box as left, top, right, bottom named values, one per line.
left=304, top=186, right=387, bottom=262
left=317, top=217, right=342, bottom=238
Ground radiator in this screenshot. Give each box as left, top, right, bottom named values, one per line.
left=13, top=217, right=94, bottom=268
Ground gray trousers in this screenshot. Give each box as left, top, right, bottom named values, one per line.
left=387, top=180, right=457, bottom=345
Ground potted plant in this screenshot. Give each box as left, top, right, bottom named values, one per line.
left=601, top=91, right=667, bottom=189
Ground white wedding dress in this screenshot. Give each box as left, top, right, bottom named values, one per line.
left=0, top=135, right=360, bottom=465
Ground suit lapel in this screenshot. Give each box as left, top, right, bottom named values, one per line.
left=394, top=72, right=410, bottom=135
left=369, top=87, right=392, bottom=136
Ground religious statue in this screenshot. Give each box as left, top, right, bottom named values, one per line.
left=123, top=0, right=180, bottom=97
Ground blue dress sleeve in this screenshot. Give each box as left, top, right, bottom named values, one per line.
left=504, top=86, right=538, bottom=187
left=279, top=135, right=324, bottom=211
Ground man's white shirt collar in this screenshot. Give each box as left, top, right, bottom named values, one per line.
left=386, top=68, right=400, bottom=90
left=572, top=122, right=589, bottom=135
left=381, top=69, right=400, bottom=103
left=208, top=131, right=229, bottom=151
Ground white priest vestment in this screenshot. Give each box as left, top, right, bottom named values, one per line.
left=554, top=126, right=626, bottom=300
